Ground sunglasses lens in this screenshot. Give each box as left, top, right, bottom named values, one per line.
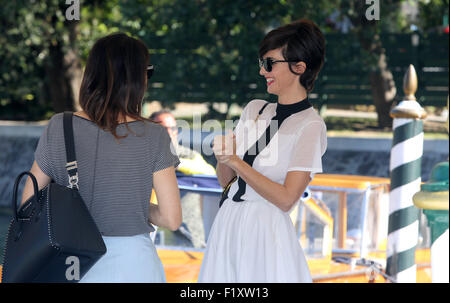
left=259, top=58, right=272, bottom=72
left=265, top=59, right=272, bottom=72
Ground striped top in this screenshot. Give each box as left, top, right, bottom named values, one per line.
left=34, top=113, right=180, bottom=236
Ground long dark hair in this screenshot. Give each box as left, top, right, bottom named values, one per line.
left=79, top=32, right=150, bottom=139
left=259, top=19, right=325, bottom=92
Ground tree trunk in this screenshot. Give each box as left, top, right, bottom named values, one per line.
left=66, top=22, right=83, bottom=112
left=44, top=22, right=82, bottom=113
left=352, top=35, right=396, bottom=128
left=369, top=52, right=396, bottom=128
left=350, top=1, right=398, bottom=128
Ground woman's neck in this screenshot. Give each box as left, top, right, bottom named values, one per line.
left=277, top=85, right=308, bottom=105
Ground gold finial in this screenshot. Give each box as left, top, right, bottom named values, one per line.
left=403, top=64, right=418, bottom=101
left=390, top=64, right=427, bottom=119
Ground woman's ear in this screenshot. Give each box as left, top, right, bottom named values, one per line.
left=293, top=61, right=306, bottom=74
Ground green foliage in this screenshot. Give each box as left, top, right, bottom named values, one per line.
left=0, top=0, right=448, bottom=120
left=0, top=0, right=119, bottom=119
left=0, top=1, right=55, bottom=119
left=418, top=0, right=449, bottom=31
left=115, top=0, right=336, bottom=107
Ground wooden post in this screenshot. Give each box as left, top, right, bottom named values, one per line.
left=338, top=192, right=347, bottom=248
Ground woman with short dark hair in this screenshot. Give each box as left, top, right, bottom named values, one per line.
left=21, top=32, right=182, bottom=282
left=198, top=20, right=327, bottom=283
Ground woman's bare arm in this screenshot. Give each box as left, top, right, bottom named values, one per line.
left=214, top=132, right=310, bottom=212
left=215, top=161, right=236, bottom=188
left=149, top=166, right=182, bottom=231
left=227, top=157, right=310, bottom=212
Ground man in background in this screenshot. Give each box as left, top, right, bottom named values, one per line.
left=150, top=110, right=216, bottom=176
left=150, top=110, right=217, bottom=248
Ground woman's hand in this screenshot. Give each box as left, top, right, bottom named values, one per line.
left=212, top=132, right=311, bottom=212
left=213, top=131, right=238, bottom=188
left=212, top=131, right=238, bottom=165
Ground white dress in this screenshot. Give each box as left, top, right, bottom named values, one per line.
left=198, top=99, right=327, bottom=283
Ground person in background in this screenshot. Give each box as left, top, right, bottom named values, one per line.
left=150, top=110, right=217, bottom=247
left=21, top=32, right=182, bottom=282
left=150, top=110, right=215, bottom=176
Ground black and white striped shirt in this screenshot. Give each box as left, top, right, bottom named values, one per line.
left=34, top=113, right=180, bottom=236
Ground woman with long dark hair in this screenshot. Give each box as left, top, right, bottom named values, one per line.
left=198, top=20, right=327, bottom=282
left=20, top=33, right=182, bottom=282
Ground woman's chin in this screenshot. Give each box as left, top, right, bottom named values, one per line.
left=267, top=86, right=278, bottom=95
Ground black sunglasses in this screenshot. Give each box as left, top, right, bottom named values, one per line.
left=147, top=64, right=154, bottom=79
left=258, top=57, right=298, bottom=72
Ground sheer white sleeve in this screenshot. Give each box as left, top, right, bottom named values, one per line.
left=287, top=120, right=327, bottom=175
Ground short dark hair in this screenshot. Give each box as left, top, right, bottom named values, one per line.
left=79, top=32, right=150, bottom=139
left=149, top=110, right=173, bottom=121
left=259, top=19, right=325, bottom=92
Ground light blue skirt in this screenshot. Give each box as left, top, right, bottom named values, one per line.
left=79, top=233, right=166, bottom=283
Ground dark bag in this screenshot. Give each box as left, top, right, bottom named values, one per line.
left=1, top=112, right=106, bottom=283
left=218, top=102, right=269, bottom=208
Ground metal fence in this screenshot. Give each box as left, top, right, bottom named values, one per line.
left=146, top=33, right=449, bottom=108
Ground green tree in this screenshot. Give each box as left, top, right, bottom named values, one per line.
left=118, top=0, right=431, bottom=127
left=115, top=0, right=333, bottom=116
left=342, top=0, right=408, bottom=128
left=332, top=0, right=448, bottom=127
left=418, top=0, right=449, bottom=31
left=0, top=0, right=119, bottom=119
left=1, top=0, right=447, bottom=125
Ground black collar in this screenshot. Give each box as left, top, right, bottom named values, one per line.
left=276, top=98, right=312, bottom=116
